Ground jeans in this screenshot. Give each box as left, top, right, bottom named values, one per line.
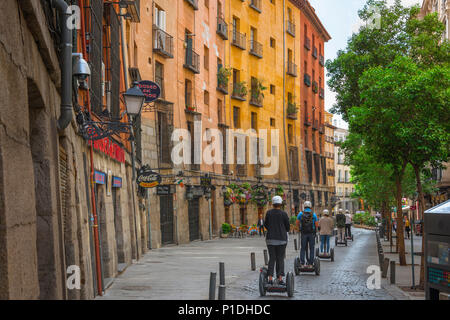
left=300, top=233, right=315, bottom=265
left=320, top=235, right=330, bottom=253
left=267, top=245, right=287, bottom=278
left=338, top=227, right=345, bottom=241
left=345, top=224, right=352, bottom=238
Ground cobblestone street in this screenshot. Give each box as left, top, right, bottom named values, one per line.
left=98, top=228, right=410, bottom=300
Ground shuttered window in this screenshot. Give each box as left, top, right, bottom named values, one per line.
left=89, top=0, right=104, bottom=114
left=59, top=146, right=69, bottom=234
left=158, top=112, right=171, bottom=165
left=109, top=4, right=121, bottom=119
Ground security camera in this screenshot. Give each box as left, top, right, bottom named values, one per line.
left=72, top=53, right=91, bottom=81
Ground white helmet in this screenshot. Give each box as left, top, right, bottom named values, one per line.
left=339, top=208, right=343, bottom=213
left=304, top=201, right=312, bottom=209
left=345, top=209, right=349, bottom=214
left=323, top=209, right=329, bottom=216
left=272, top=196, right=283, bottom=205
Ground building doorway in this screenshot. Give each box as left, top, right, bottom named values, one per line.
left=160, top=194, right=174, bottom=245
left=188, top=197, right=200, bottom=241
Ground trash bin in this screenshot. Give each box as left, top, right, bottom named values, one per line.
left=424, top=200, right=450, bottom=300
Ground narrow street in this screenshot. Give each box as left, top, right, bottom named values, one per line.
left=98, top=228, right=408, bottom=300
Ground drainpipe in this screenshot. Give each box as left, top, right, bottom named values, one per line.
left=51, top=0, right=73, bottom=130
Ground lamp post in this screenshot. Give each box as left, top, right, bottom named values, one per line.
left=123, top=81, right=145, bottom=260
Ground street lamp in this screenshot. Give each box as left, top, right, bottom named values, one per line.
left=123, top=81, right=146, bottom=117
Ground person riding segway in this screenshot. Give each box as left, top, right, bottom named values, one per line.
left=316, top=209, right=335, bottom=261
left=335, top=209, right=347, bottom=246
left=294, top=201, right=320, bottom=275
left=259, top=196, right=294, bottom=297
left=345, top=210, right=354, bottom=241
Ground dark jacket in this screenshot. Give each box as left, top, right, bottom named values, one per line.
left=264, top=209, right=290, bottom=242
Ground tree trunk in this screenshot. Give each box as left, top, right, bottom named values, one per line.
left=413, top=164, right=426, bottom=290
left=395, top=176, right=407, bottom=265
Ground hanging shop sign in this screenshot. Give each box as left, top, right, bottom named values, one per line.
left=138, top=80, right=161, bottom=103
left=136, top=165, right=161, bottom=188
left=200, top=176, right=212, bottom=189
left=94, top=170, right=106, bottom=185
left=156, top=185, right=176, bottom=196
left=112, top=176, right=122, bottom=188
left=91, top=137, right=125, bottom=163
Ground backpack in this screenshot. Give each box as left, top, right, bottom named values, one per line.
left=301, top=211, right=314, bottom=234
left=336, top=213, right=346, bottom=228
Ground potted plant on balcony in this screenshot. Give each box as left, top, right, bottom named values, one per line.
left=287, top=102, right=298, bottom=118
left=186, top=104, right=196, bottom=112
left=312, top=81, right=318, bottom=93
left=218, top=67, right=231, bottom=91
left=233, top=81, right=248, bottom=99
left=250, top=79, right=267, bottom=106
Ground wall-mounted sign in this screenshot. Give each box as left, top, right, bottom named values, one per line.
left=112, top=176, right=122, bottom=188
left=138, top=80, right=161, bottom=103
left=156, top=185, right=176, bottom=196
left=137, top=165, right=161, bottom=188
left=94, top=170, right=106, bottom=185
left=200, top=176, right=212, bottom=188
left=91, top=138, right=125, bottom=163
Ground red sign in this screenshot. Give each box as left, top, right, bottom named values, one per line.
left=91, top=138, right=125, bottom=163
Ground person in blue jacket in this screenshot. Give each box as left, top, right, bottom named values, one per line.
left=296, top=201, right=319, bottom=268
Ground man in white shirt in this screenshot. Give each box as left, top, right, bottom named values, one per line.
left=345, top=210, right=352, bottom=238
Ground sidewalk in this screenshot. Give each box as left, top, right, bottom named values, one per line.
left=380, top=233, right=425, bottom=300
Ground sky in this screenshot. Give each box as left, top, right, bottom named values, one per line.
left=308, top=0, right=422, bottom=129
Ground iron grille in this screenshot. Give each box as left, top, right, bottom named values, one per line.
left=89, top=0, right=104, bottom=114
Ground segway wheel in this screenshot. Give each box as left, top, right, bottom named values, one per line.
left=286, top=272, right=294, bottom=297
left=314, top=258, right=321, bottom=276
left=345, top=239, right=348, bottom=246
left=331, top=248, right=335, bottom=262
left=294, top=257, right=300, bottom=276
left=259, top=268, right=267, bottom=296
left=315, top=247, right=319, bottom=257
left=352, top=235, right=354, bottom=241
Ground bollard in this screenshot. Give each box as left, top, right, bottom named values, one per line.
left=390, top=261, right=396, bottom=284
left=294, top=238, right=298, bottom=251
left=382, top=258, right=390, bottom=278
left=379, top=253, right=385, bottom=272
left=263, top=249, right=269, bottom=265
left=209, top=272, right=216, bottom=300
left=219, top=262, right=225, bottom=285
left=250, top=252, right=256, bottom=271
left=218, top=285, right=226, bottom=300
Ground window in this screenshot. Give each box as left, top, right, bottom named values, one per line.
left=270, top=84, right=275, bottom=94
left=233, top=107, right=240, bottom=128
left=218, top=99, right=223, bottom=124
left=204, top=90, right=209, bottom=106
left=270, top=118, right=275, bottom=127
left=158, top=112, right=171, bottom=164
left=204, top=45, right=209, bottom=70
left=154, top=6, right=166, bottom=31
left=288, top=124, right=293, bottom=144
left=185, top=79, right=192, bottom=108
left=270, top=37, right=276, bottom=48
left=251, top=112, right=257, bottom=130
left=155, top=61, right=164, bottom=99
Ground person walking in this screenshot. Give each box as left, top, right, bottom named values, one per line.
left=336, top=209, right=346, bottom=242
left=345, top=210, right=352, bottom=238
left=264, top=196, right=290, bottom=285
left=318, top=209, right=334, bottom=254
left=257, top=215, right=265, bottom=237
left=405, top=218, right=411, bottom=239
left=296, top=201, right=318, bottom=268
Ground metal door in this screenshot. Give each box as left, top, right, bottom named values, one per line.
left=160, top=194, right=174, bottom=245
left=189, top=198, right=200, bottom=241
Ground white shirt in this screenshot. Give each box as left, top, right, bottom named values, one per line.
left=345, top=214, right=352, bottom=224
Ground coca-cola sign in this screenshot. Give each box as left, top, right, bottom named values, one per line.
left=136, top=165, right=161, bottom=188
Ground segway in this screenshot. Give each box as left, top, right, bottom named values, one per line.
left=259, top=267, right=294, bottom=297
left=346, top=234, right=354, bottom=242
left=315, top=247, right=335, bottom=262
left=335, top=233, right=348, bottom=247
left=294, top=255, right=320, bottom=276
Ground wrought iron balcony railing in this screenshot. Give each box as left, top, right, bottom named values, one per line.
left=249, top=0, right=262, bottom=13
left=185, top=0, right=198, bottom=10
left=217, top=16, right=228, bottom=40
left=153, top=25, right=174, bottom=58
left=231, top=28, right=246, bottom=50
left=304, top=37, right=311, bottom=50
left=286, top=20, right=295, bottom=37
left=319, top=88, right=325, bottom=99
left=312, top=119, right=319, bottom=130
left=304, top=73, right=311, bottom=87
left=312, top=46, right=318, bottom=59
left=304, top=115, right=312, bottom=126
left=249, top=40, right=263, bottom=58
left=184, top=48, right=200, bottom=74
left=312, top=81, right=318, bottom=94
left=319, top=55, right=325, bottom=66
left=287, top=61, right=297, bottom=77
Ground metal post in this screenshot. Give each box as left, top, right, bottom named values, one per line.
left=410, top=223, right=416, bottom=289
left=208, top=198, right=212, bottom=240
left=294, top=238, right=298, bottom=251
left=147, top=189, right=152, bottom=249
left=390, top=260, right=396, bottom=284
left=251, top=252, right=256, bottom=271
left=218, top=262, right=225, bottom=300
left=263, top=249, right=268, bottom=265
left=379, top=253, right=384, bottom=272
left=209, top=272, right=216, bottom=300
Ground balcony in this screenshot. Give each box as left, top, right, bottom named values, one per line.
left=217, top=16, right=228, bottom=40
left=312, top=119, right=319, bottom=130
left=231, top=29, right=246, bottom=50
left=184, top=48, right=200, bottom=74
left=312, top=47, right=318, bottom=59
left=286, top=20, right=295, bottom=37
left=185, top=0, right=198, bottom=10
left=153, top=25, right=174, bottom=58
left=122, top=0, right=140, bottom=22
left=231, top=82, right=247, bottom=101
left=319, top=88, right=325, bottom=99
left=304, top=37, right=311, bottom=50
left=319, top=124, right=324, bottom=134
left=287, top=102, right=298, bottom=120
left=249, top=0, right=262, bottom=13
left=287, top=61, right=297, bottom=77
left=312, top=81, right=318, bottom=94
left=304, top=115, right=312, bottom=126
left=304, top=73, right=311, bottom=87
left=250, top=94, right=263, bottom=107
left=319, top=55, right=325, bottom=67
left=249, top=40, right=263, bottom=58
